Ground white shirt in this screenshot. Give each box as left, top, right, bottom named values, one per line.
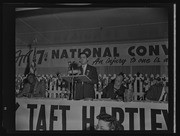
left=159, top=86, right=166, bottom=101
left=82, top=64, right=87, bottom=75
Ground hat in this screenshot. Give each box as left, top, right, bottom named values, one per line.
left=96, top=112, right=116, bottom=122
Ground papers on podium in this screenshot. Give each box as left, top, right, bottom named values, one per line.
left=62, top=75, right=91, bottom=83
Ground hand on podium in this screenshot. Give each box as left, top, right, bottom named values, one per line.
left=78, top=70, right=81, bottom=75
left=84, top=78, right=92, bottom=83
left=68, top=70, right=79, bottom=75
left=74, top=74, right=92, bottom=84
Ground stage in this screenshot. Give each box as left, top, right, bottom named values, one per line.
left=16, top=98, right=168, bottom=131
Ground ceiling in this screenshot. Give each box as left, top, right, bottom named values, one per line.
left=16, top=7, right=168, bottom=47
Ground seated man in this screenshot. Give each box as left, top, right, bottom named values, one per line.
left=101, top=73, right=127, bottom=101
left=17, top=73, right=46, bottom=98
left=95, top=112, right=123, bottom=130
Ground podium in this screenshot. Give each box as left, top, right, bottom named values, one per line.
left=62, top=75, right=91, bottom=100
left=74, top=75, right=91, bottom=82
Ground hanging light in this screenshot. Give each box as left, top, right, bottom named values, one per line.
left=56, top=3, right=92, bottom=6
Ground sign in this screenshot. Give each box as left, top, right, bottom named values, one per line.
left=16, top=40, right=168, bottom=68
left=16, top=98, right=168, bottom=131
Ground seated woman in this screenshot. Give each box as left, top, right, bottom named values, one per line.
left=145, top=79, right=169, bottom=102
left=101, top=73, right=127, bottom=101
left=95, top=112, right=123, bottom=130
left=86, top=112, right=123, bottom=130
left=17, top=73, right=46, bottom=98
left=145, top=80, right=163, bottom=102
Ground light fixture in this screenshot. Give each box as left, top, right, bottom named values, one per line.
left=16, top=8, right=41, bottom=11
left=57, top=3, right=91, bottom=6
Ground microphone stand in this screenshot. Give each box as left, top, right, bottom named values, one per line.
left=70, top=67, right=74, bottom=100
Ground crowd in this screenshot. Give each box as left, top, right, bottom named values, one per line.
left=15, top=72, right=168, bottom=102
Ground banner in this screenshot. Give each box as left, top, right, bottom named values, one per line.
left=16, top=40, right=168, bottom=69
left=16, top=98, right=168, bottom=131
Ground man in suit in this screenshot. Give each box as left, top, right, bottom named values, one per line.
left=74, top=52, right=98, bottom=100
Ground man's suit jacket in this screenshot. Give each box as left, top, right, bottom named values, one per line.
left=74, top=64, right=98, bottom=100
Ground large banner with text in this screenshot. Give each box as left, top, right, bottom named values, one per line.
left=16, top=40, right=168, bottom=69
left=16, top=98, right=168, bottom=130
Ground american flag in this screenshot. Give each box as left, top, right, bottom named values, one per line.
left=24, top=38, right=38, bottom=76
left=30, top=47, right=37, bottom=74
left=24, top=44, right=31, bottom=76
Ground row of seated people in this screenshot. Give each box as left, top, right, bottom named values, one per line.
left=16, top=73, right=168, bottom=102
left=97, top=73, right=168, bottom=102
left=16, top=73, right=168, bottom=88
left=16, top=73, right=69, bottom=98
left=16, top=73, right=168, bottom=92
left=16, top=73, right=168, bottom=85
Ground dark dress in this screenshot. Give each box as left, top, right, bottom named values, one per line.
left=145, top=83, right=164, bottom=101
left=74, top=64, right=98, bottom=100
left=17, top=80, right=46, bottom=98
left=101, top=83, right=126, bottom=101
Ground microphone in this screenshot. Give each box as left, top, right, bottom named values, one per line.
left=68, top=61, right=71, bottom=66
left=33, top=38, right=38, bottom=44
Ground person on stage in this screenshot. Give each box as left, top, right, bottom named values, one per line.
left=56, top=72, right=69, bottom=89
left=95, top=112, right=123, bottom=130
left=145, top=80, right=168, bottom=102
left=17, top=73, right=46, bottom=98
left=101, top=72, right=127, bottom=101
left=56, top=72, right=70, bottom=98
left=74, top=52, right=98, bottom=100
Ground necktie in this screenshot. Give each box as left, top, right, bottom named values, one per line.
left=82, top=65, right=85, bottom=75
